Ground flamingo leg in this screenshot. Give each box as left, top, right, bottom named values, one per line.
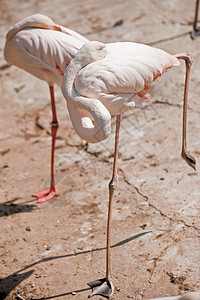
left=175, top=53, right=196, bottom=170
left=191, top=0, right=200, bottom=38
left=33, top=85, right=59, bottom=203
left=88, top=115, right=121, bottom=298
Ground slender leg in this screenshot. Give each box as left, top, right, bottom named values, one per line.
left=175, top=53, right=196, bottom=170
left=191, top=0, right=200, bottom=39
left=88, top=115, right=121, bottom=298
left=106, top=115, right=121, bottom=281
left=33, top=85, right=59, bottom=203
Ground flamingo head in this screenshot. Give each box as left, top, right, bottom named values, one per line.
left=74, top=41, right=106, bottom=66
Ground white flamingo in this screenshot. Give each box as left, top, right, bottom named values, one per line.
left=61, top=41, right=196, bottom=298
left=4, top=14, right=88, bottom=203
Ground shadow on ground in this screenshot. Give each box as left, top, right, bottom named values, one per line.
left=0, top=231, right=150, bottom=299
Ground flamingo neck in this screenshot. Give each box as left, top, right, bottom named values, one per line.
left=61, top=55, right=111, bottom=143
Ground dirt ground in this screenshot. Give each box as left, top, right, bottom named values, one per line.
left=0, top=0, right=200, bottom=299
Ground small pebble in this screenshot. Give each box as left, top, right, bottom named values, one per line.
left=117, top=287, right=122, bottom=292
left=71, top=291, right=77, bottom=295
left=16, top=294, right=25, bottom=300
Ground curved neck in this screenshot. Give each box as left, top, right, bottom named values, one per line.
left=62, top=57, right=111, bottom=143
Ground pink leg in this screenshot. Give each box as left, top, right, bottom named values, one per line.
left=88, top=115, right=121, bottom=298
left=33, top=85, right=59, bottom=203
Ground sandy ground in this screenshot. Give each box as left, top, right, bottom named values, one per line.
left=0, top=0, right=200, bottom=299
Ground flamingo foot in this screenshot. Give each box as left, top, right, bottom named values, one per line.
left=87, top=278, right=114, bottom=298
left=181, top=150, right=196, bottom=170
left=190, top=28, right=200, bottom=39
left=33, top=187, right=57, bottom=203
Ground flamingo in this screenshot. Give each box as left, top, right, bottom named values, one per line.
left=61, top=41, right=196, bottom=298
left=4, top=14, right=88, bottom=203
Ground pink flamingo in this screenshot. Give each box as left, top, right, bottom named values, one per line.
left=61, top=41, right=196, bottom=298
left=4, top=14, right=88, bottom=203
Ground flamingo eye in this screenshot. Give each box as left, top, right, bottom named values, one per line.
left=98, top=45, right=104, bottom=51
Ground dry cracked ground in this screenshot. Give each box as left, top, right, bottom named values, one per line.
left=0, top=0, right=200, bottom=299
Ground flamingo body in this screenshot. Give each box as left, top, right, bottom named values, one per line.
left=62, top=41, right=180, bottom=143
left=75, top=42, right=180, bottom=116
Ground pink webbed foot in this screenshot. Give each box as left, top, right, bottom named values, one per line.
left=33, top=187, right=57, bottom=203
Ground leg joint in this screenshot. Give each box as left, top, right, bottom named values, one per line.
left=176, top=53, right=193, bottom=66
left=51, top=121, right=59, bottom=127
left=109, top=178, right=117, bottom=190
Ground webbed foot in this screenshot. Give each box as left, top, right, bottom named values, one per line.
left=88, top=278, right=114, bottom=298
left=182, top=151, right=196, bottom=170
left=33, top=187, right=57, bottom=203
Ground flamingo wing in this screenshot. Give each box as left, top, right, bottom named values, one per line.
left=75, top=42, right=180, bottom=115
left=4, top=28, right=85, bottom=86
left=4, top=14, right=88, bottom=86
